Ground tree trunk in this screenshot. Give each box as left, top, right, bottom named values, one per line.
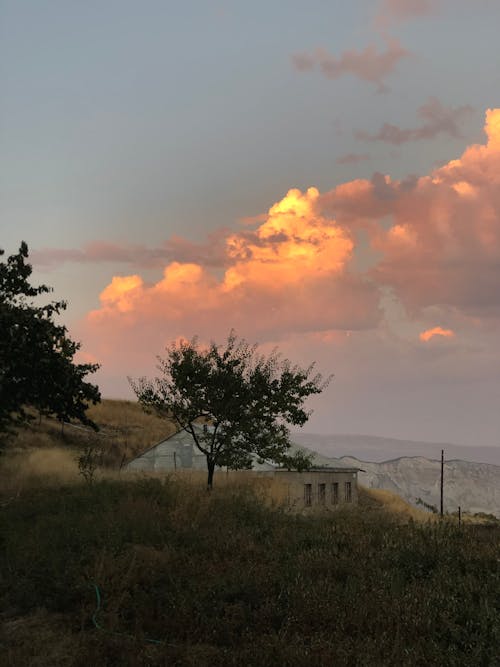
left=207, top=458, right=216, bottom=490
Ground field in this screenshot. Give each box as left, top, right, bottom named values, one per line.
left=1, top=402, right=500, bottom=665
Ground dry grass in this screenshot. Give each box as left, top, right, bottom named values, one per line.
left=359, top=486, right=440, bottom=522
left=5, top=399, right=176, bottom=469
left=2, top=475, right=500, bottom=666
left=0, top=447, right=80, bottom=498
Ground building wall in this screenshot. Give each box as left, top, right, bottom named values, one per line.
left=126, top=430, right=207, bottom=472
left=125, top=434, right=358, bottom=512
left=125, top=431, right=276, bottom=473
left=258, top=470, right=359, bottom=511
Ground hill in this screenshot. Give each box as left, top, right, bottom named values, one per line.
left=291, top=431, right=500, bottom=466
left=5, top=399, right=500, bottom=518
left=2, top=474, right=500, bottom=665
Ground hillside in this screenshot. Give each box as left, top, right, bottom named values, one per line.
left=291, top=432, right=500, bottom=466
left=6, top=399, right=500, bottom=518
left=2, top=475, right=500, bottom=665
left=298, top=447, right=500, bottom=519
left=5, top=399, right=176, bottom=467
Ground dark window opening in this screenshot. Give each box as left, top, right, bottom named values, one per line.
left=318, top=483, right=326, bottom=505
left=345, top=481, right=352, bottom=502
left=332, top=482, right=339, bottom=505
left=304, top=483, right=312, bottom=506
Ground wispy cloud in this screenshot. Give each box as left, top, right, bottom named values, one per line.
left=32, top=231, right=230, bottom=271
left=355, top=97, right=474, bottom=144
left=336, top=153, right=370, bottom=165
left=375, top=0, right=439, bottom=29
left=291, top=37, right=409, bottom=92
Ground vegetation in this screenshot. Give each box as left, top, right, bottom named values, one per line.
left=0, top=242, right=100, bottom=443
left=130, top=331, right=329, bottom=488
left=1, top=472, right=499, bottom=666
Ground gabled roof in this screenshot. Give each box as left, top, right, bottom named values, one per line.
left=125, top=424, right=205, bottom=465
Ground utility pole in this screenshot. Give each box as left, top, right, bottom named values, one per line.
left=440, top=449, right=444, bottom=517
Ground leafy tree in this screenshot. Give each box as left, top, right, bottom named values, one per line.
left=130, top=331, right=331, bottom=488
left=0, top=242, right=101, bottom=441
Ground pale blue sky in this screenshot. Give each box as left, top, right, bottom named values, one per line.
left=2, top=1, right=500, bottom=445
left=2, top=2, right=497, bottom=255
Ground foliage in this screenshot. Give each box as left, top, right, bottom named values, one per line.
left=0, top=242, right=101, bottom=441
left=78, top=437, right=104, bottom=484
left=129, top=331, right=330, bottom=487
left=1, top=477, right=500, bottom=666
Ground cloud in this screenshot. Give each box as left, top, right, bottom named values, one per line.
left=81, top=187, right=382, bottom=377
left=375, top=0, right=438, bottom=27
left=356, top=97, right=474, bottom=144
left=322, top=108, right=500, bottom=318
left=336, top=153, right=370, bottom=165
left=291, top=37, right=409, bottom=92
left=419, top=326, right=455, bottom=342
left=32, top=231, right=230, bottom=271
left=76, top=108, right=500, bottom=395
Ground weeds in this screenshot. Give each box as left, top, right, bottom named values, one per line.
left=1, top=475, right=499, bottom=666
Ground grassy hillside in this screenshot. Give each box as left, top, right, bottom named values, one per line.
left=1, top=472, right=500, bottom=666
left=4, top=399, right=176, bottom=468
left=2, top=400, right=499, bottom=664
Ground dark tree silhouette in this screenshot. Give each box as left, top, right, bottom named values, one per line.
left=130, top=331, right=331, bottom=488
left=0, top=242, right=101, bottom=441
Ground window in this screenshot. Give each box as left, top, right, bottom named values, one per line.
left=345, top=481, right=352, bottom=502
left=304, top=483, right=312, bottom=506
left=332, top=482, right=339, bottom=505
left=318, top=483, right=326, bottom=505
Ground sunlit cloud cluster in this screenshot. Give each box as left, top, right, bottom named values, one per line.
left=87, top=187, right=381, bottom=347
left=66, top=109, right=500, bottom=384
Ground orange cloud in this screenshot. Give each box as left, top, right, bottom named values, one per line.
left=80, top=108, right=500, bottom=384
left=82, top=187, right=381, bottom=376
left=419, top=327, right=455, bottom=342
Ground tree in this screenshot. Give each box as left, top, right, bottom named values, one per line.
left=129, top=331, right=331, bottom=488
left=0, top=242, right=101, bottom=441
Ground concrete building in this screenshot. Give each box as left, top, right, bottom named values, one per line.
left=124, top=428, right=359, bottom=511
left=256, top=468, right=359, bottom=511
left=124, top=426, right=275, bottom=473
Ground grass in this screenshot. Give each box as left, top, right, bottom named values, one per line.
left=1, top=470, right=500, bottom=666
left=2, top=401, right=499, bottom=664
left=5, top=399, right=176, bottom=470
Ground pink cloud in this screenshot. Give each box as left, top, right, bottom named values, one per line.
left=321, top=109, right=500, bottom=317
left=291, top=37, right=410, bottom=92
left=356, top=97, right=474, bottom=144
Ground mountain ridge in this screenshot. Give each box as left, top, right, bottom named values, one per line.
left=296, top=445, right=500, bottom=518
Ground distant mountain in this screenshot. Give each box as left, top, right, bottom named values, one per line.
left=291, top=432, right=500, bottom=466
left=291, top=440, right=500, bottom=518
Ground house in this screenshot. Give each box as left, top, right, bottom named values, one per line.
left=255, top=467, right=359, bottom=511
left=124, top=428, right=359, bottom=510
left=124, top=425, right=275, bottom=472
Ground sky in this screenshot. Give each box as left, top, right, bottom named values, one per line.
left=2, top=0, right=500, bottom=447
